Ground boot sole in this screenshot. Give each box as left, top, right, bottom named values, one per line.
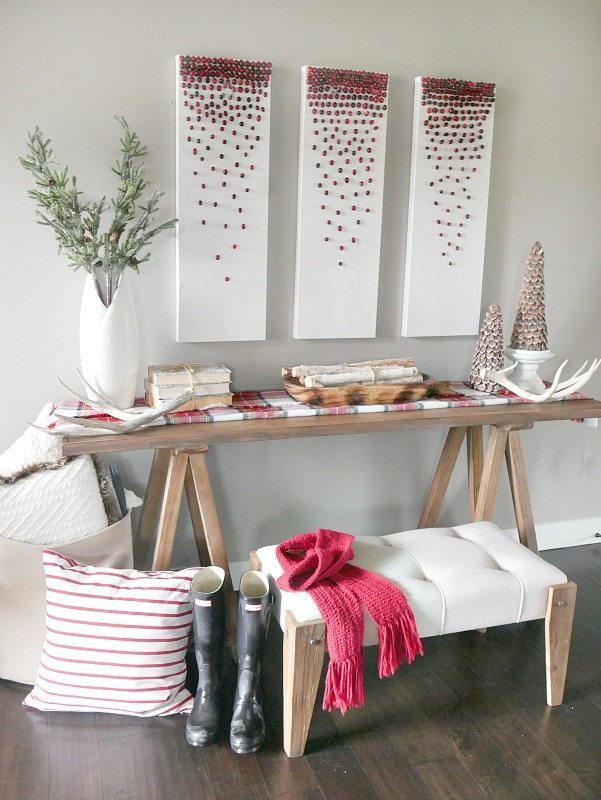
left=186, top=730, right=218, bottom=748
left=230, top=737, right=264, bottom=754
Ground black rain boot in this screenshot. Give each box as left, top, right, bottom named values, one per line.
left=230, top=570, right=272, bottom=754
left=186, top=566, right=225, bottom=747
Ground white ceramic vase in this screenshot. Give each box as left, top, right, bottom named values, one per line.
left=79, top=272, right=140, bottom=409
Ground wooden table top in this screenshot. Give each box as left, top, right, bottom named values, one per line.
left=60, top=398, right=601, bottom=456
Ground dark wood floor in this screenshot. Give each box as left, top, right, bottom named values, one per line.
left=1, top=544, right=600, bottom=800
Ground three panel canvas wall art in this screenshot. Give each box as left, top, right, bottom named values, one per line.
left=175, top=60, right=495, bottom=341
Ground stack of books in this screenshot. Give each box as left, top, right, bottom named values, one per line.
left=145, top=363, right=233, bottom=412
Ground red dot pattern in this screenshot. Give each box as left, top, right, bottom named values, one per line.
left=179, top=55, right=271, bottom=273
left=306, top=66, right=388, bottom=266
left=421, top=77, right=495, bottom=267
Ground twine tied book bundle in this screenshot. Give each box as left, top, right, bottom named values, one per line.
left=145, top=363, right=233, bottom=412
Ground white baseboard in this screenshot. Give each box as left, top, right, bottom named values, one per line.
left=504, top=516, right=601, bottom=551
left=228, top=518, right=601, bottom=580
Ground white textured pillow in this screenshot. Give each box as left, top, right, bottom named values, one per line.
left=23, top=551, right=197, bottom=716
left=0, top=455, right=108, bottom=545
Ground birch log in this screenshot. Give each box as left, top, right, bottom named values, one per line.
left=304, top=367, right=423, bottom=388
left=289, top=358, right=416, bottom=381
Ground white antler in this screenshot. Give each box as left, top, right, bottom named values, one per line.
left=59, top=375, right=144, bottom=422
left=555, top=360, right=588, bottom=390
left=543, top=359, right=601, bottom=399
left=48, top=386, right=195, bottom=435
left=36, top=369, right=195, bottom=436
left=485, top=360, right=568, bottom=402
left=484, top=357, right=600, bottom=402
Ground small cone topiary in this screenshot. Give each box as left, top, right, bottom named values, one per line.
left=469, top=303, right=504, bottom=393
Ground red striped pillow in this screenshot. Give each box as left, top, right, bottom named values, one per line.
left=23, top=550, right=197, bottom=716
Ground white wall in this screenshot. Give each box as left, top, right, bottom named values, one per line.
left=1, top=0, right=600, bottom=564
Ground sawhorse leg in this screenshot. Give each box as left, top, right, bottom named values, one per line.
left=184, top=449, right=237, bottom=647
left=135, top=447, right=236, bottom=647
left=473, top=424, right=511, bottom=522
left=419, top=423, right=539, bottom=552
left=418, top=427, right=467, bottom=528
left=467, top=426, right=484, bottom=520
left=505, top=429, right=539, bottom=554
left=134, top=448, right=170, bottom=567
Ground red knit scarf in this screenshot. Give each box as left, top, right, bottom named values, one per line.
left=275, top=529, right=423, bottom=713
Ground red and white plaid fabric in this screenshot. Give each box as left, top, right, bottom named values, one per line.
left=41, top=383, right=589, bottom=436
left=23, top=552, right=197, bottom=716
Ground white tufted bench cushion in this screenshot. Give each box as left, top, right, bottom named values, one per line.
left=256, top=521, right=567, bottom=643
left=254, top=521, right=576, bottom=757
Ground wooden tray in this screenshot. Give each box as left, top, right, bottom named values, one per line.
left=282, top=369, right=452, bottom=408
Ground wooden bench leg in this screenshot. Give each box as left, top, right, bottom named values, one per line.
left=283, top=612, right=326, bottom=757
left=545, top=581, right=577, bottom=706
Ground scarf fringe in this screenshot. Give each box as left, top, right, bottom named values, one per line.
left=377, top=611, right=424, bottom=678
left=322, top=652, right=364, bottom=714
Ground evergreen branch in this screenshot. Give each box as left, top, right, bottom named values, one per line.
left=20, top=118, right=176, bottom=295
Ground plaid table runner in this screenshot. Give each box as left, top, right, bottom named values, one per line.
left=41, top=382, right=589, bottom=436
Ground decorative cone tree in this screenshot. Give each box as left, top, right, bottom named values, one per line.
left=510, top=241, right=548, bottom=351
left=469, top=303, right=504, bottom=392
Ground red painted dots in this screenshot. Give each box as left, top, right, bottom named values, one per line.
left=179, top=55, right=271, bottom=269
left=305, top=65, right=388, bottom=266
left=420, top=76, right=495, bottom=264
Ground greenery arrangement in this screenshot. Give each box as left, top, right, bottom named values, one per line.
left=20, top=117, right=176, bottom=306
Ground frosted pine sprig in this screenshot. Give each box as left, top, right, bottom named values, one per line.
left=19, top=117, right=176, bottom=306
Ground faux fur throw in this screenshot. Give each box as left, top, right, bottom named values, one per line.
left=276, top=529, right=423, bottom=713
left=0, top=405, right=65, bottom=485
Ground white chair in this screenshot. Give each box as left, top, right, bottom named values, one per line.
left=252, top=521, right=576, bottom=757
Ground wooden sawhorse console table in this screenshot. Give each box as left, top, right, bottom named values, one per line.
left=61, top=398, right=601, bottom=643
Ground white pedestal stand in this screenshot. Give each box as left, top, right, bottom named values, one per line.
left=505, top=348, right=555, bottom=393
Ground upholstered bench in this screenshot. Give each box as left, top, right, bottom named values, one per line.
left=252, top=521, right=576, bottom=757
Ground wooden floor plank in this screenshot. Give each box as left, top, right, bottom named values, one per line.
left=258, top=733, right=324, bottom=798
left=145, top=718, right=218, bottom=800
left=332, top=700, right=429, bottom=800
left=0, top=682, right=48, bottom=800
left=448, top=724, right=539, bottom=800
left=306, top=743, right=382, bottom=800
left=335, top=664, right=458, bottom=768
left=47, top=711, right=103, bottom=800
left=98, top=724, right=160, bottom=800
left=413, top=756, right=488, bottom=800
left=199, top=742, right=270, bottom=800
left=270, top=790, right=325, bottom=800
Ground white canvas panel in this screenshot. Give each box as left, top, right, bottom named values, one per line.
left=175, top=55, right=271, bottom=342
left=293, top=66, right=389, bottom=339
left=402, top=77, right=496, bottom=337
